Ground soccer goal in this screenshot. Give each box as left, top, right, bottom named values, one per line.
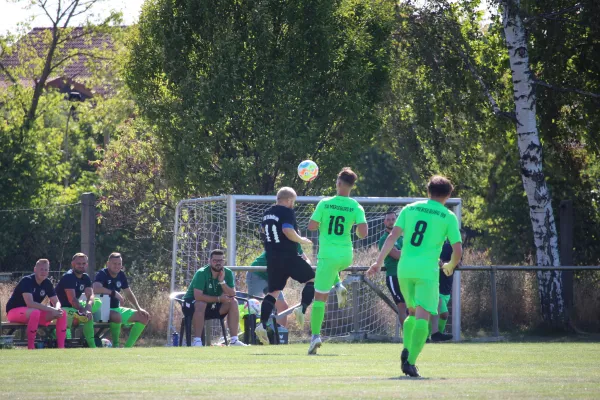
left=168, top=195, right=462, bottom=345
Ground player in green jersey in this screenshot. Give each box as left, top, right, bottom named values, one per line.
left=369, top=175, right=462, bottom=377
left=307, top=167, right=368, bottom=355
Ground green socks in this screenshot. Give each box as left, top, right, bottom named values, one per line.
left=408, top=319, right=429, bottom=365
left=124, top=322, right=146, bottom=348
left=439, top=318, right=448, bottom=334
left=83, top=320, right=96, bottom=348
left=403, top=316, right=415, bottom=351
left=311, top=301, right=326, bottom=336
left=110, top=322, right=121, bottom=347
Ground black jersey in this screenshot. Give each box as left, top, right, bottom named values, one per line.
left=439, top=241, right=454, bottom=295
left=55, top=269, right=92, bottom=308
left=6, top=274, right=56, bottom=312
left=262, top=205, right=298, bottom=254
left=94, top=268, right=130, bottom=308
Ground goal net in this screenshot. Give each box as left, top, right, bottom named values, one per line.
left=168, top=195, right=462, bottom=344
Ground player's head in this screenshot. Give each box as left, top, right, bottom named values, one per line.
left=71, top=253, right=88, bottom=275
left=384, top=209, right=397, bottom=230
left=209, top=249, right=225, bottom=273
left=336, top=167, right=357, bottom=195
left=427, top=175, right=454, bottom=203
left=107, top=252, right=123, bottom=275
left=276, top=186, right=297, bottom=208
left=34, top=259, right=50, bottom=280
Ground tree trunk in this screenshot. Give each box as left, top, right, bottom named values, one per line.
left=501, top=0, right=566, bottom=327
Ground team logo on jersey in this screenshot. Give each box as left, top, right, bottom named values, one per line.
left=116, top=281, right=122, bottom=288
left=79, top=284, right=85, bottom=291
left=108, top=280, right=112, bottom=285
left=40, top=290, right=45, bottom=297
left=208, top=284, right=213, bottom=289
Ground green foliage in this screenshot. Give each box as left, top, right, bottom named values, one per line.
left=127, top=0, right=395, bottom=195
left=95, top=119, right=175, bottom=275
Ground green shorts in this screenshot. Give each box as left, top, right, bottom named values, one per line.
left=63, top=298, right=102, bottom=327
left=314, top=253, right=353, bottom=293
left=439, top=293, right=451, bottom=314
left=111, top=307, right=137, bottom=326
left=398, top=278, right=439, bottom=315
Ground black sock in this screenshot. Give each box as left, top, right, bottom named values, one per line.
left=260, top=295, right=276, bottom=329
left=301, top=282, right=315, bottom=314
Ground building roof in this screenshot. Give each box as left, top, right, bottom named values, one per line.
left=0, top=26, right=125, bottom=97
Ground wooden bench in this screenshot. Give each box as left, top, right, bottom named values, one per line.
left=1, top=321, right=113, bottom=348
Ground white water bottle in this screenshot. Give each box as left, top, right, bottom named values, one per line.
left=99, top=294, right=111, bottom=322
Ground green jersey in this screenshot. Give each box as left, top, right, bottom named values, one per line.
left=250, top=243, right=304, bottom=280
left=310, top=196, right=367, bottom=258
left=184, top=265, right=235, bottom=299
left=378, top=231, right=403, bottom=276
left=395, top=199, right=461, bottom=281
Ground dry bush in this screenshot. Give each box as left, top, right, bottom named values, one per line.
left=573, top=271, right=600, bottom=331
left=0, top=283, right=16, bottom=323
left=460, top=249, right=541, bottom=334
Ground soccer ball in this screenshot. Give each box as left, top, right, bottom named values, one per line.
left=297, top=160, right=319, bottom=182
left=101, top=338, right=113, bottom=348
left=244, top=298, right=261, bottom=316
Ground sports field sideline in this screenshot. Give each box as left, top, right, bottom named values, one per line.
left=1, top=342, right=598, bottom=399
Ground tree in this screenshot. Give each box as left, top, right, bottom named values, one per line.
left=0, top=1, right=132, bottom=270
left=126, top=0, right=395, bottom=196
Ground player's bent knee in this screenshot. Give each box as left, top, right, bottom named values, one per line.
left=110, top=311, right=122, bottom=323
left=440, top=312, right=449, bottom=319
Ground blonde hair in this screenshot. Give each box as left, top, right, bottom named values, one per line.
left=35, top=259, right=50, bottom=267
left=276, top=187, right=297, bottom=202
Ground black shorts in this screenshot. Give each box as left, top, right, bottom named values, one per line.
left=385, top=275, right=405, bottom=304
left=181, top=299, right=223, bottom=320
left=266, top=252, right=315, bottom=292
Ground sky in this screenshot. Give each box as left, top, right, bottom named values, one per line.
left=0, top=0, right=494, bottom=36
left=0, top=0, right=146, bottom=35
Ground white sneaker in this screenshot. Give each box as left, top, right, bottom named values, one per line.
left=192, top=337, right=203, bottom=347
left=308, top=336, right=322, bottom=355
left=294, top=307, right=305, bottom=327
left=230, top=339, right=248, bottom=346
left=335, top=284, right=348, bottom=308
left=255, top=324, right=270, bottom=346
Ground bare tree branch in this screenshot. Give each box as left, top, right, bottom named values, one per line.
left=533, top=80, right=600, bottom=99
left=38, top=0, right=57, bottom=25
left=50, top=51, right=112, bottom=73
left=0, top=61, right=18, bottom=85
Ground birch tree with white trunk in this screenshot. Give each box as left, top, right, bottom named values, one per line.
left=499, top=0, right=565, bottom=326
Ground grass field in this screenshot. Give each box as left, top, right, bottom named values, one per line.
left=1, top=342, right=599, bottom=399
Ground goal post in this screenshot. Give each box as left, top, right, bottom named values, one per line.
left=168, top=195, right=462, bottom=344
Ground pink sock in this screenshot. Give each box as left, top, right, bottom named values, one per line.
left=27, top=310, right=41, bottom=350
left=55, top=312, right=67, bottom=349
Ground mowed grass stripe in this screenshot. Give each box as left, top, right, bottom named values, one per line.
left=0, top=343, right=599, bottom=399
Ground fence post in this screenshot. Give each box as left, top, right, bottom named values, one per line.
left=80, top=193, right=96, bottom=281
left=451, top=270, right=461, bottom=341
left=350, top=274, right=362, bottom=340
left=560, top=200, right=574, bottom=324
left=490, top=267, right=499, bottom=337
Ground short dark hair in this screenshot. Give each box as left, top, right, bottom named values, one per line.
left=338, top=167, right=357, bottom=186
left=385, top=208, right=397, bottom=216
left=427, top=175, right=454, bottom=198
left=210, top=249, right=225, bottom=259
left=72, top=252, right=88, bottom=261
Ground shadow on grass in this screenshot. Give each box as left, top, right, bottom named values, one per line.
left=388, top=376, right=435, bottom=381
left=250, top=353, right=341, bottom=357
